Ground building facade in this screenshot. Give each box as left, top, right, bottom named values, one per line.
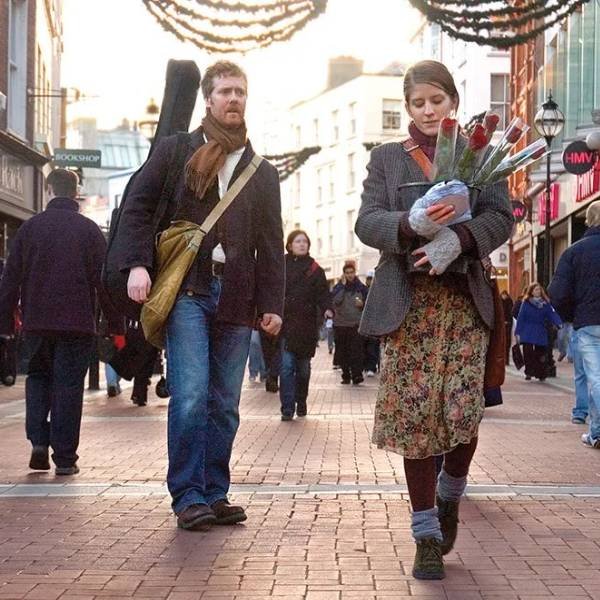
left=278, top=59, right=408, bottom=281
left=411, top=19, right=512, bottom=286
left=509, top=4, right=600, bottom=294
left=0, top=0, right=63, bottom=257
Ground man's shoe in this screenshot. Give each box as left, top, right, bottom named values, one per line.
left=176, top=504, right=217, bottom=531
left=572, top=417, right=586, bottom=425
left=352, top=376, right=364, bottom=385
left=581, top=433, right=600, bottom=449
left=29, top=446, right=50, bottom=471
left=341, top=378, right=351, bottom=385
left=412, top=538, right=445, bottom=580
left=525, top=375, right=531, bottom=381
left=107, top=385, right=120, bottom=398
left=436, top=496, right=459, bottom=555
left=365, top=370, right=376, bottom=378
left=211, top=500, right=247, bottom=525
left=55, top=464, right=80, bottom=476
left=296, top=402, right=307, bottom=417
left=281, top=414, right=293, bottom=421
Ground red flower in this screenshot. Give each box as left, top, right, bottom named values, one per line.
left=484, top=113, right=500, bottom=134
left=468, top=123, right=488, bottom=150
left=506, top=126, right=524, bottom=144
left=440, top=117, right=457, bottom=135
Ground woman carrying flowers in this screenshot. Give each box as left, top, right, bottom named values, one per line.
left=355, top=60, right=514, bottom=580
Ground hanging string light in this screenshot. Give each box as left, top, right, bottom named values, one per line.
left=264, top=146, right=321, bottom=181
left=408, top=0, right=590, bottom=49
left=142, top=0, right=328, bottom=54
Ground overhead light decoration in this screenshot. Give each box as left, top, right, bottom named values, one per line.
left=408, top=0, right=590, bottom=49
left=264, top=146, right=321, bottom=181
left=142, top=0, right=328, bottom=54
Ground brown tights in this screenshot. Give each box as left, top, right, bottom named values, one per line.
left=403, top=437, right=478, bottom=512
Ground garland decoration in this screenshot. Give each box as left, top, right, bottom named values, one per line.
left=408, top=0, right=590, bottom=49
left=142, top=0, right=328, bottom=54
left=264, top=146, right=321, bottom=181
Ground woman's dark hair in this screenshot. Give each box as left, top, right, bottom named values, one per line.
left=403, top=60, right=459, bottom=108
left=524, top=282, right=549, bottom=302
left=286, top=229, right=311, bottom=253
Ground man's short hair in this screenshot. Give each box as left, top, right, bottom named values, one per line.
left=46, top=169, right=79, bottom=199
left=586, top=200, right=600, bottom=227
left=201, top=61, right=248, bottom=100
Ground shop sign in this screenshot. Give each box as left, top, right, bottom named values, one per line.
left=511, top=200, right=527, bottom=223
left=575, top=156, right=600, bottom=202
left=54, top=149, right=102, bottom=168
left=538, top=183, right=559, bottom=225
left=0, top=150, right=25, bottom=202
left=562, top=140, right=597, bottom=175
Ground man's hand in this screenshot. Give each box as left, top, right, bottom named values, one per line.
left=127, top=266, right=152, bottom=304
left=260, top=313, right=282, bottom=336
left=324, top=309, right=334, bottom=319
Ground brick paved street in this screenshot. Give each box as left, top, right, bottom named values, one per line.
left=0, top=348, right=599, bottom=599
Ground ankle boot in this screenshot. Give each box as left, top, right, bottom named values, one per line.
left=412, top=537, right=445, bottom=580
left=436, top=495, right=459, bottom=555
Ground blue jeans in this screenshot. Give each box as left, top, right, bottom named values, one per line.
left=279, top=339, right=311, bottom=416
left=165, top=279, right=251, bottom=513
left=248, top=329, right=266, bottom=379
left=571, top=329, right=589, bottom=421
left=578, top=326, right=600, bottom=440
left=24, top=334, right=94, bottom=468
left=105, top=364, right=121, bottom=392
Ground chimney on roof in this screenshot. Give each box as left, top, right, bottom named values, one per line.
left=327, top=56, right=363, bottom=90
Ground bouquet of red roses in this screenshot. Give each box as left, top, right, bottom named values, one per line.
left=432, top=117, right=459, bottom=182
left=480, top=138, right=549, bottom=184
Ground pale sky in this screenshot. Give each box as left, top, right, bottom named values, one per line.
left=61, top=0, right=422, bottom=151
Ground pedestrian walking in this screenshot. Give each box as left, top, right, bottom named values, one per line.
left=120, top=61, right=284, bottom=530
left=500, top=290, right=514, bottom=365
left=0, top=169, right=122, bottom=476
left=247, top=329, right=267, bottom=383
left=331, top=262, right=368, bottom=385
left=279, top=230, right=332, bottom=420
left=568, top=328, right=590, bottom=424
left=515, top=283, right=562, bottom=382
left=355, top=60, right=513, bottom=580
left=549, top=200, right=600, bottom=447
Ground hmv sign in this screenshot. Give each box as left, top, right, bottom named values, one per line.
left=562, top=140, right=597, bottom=175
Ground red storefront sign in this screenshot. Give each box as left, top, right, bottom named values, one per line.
left=538, top=183, right=560, bottom=225
left=576, top=156, right=600, bottom=202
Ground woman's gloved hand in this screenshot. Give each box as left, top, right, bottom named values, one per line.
left=411, top=227, right=462, bottom=275
left=408, top=180, right=470, bottom=238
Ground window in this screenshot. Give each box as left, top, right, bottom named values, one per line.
left=313, top=118, right=319, bottom=144
left=294, top=172, right=301, bottom=209
left=294, top=222, right=301, bottom=230
left=316, top=219, right=323, bottom=255
left=347, top=153, right=356, bottom=191
left=332, top=110, right=339, bottom=143
left=295, top=125, right=302, bottom=148
left=490, top=74, right=510, bottom=130
left=349, top=102, right=357, bottom=137
left=328, top=216, right=334, bottom=254
left=382, top=99, right=402, bottom=130
left=7, top=0, right=28, bottom=138
left=346, top=210, right=356, bottom=251
left=328, top=164, right=335, bottom=202
left=316, top=168, right=323, bottom=206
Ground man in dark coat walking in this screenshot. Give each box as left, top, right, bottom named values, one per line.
left=0, top=169, right=121, bottom=475
left=549, top=200, right=600, bottom=448
left=121, top=61, right=285, bottom=530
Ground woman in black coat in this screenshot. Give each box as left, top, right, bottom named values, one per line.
left=280, top=230, right=333, bottom=420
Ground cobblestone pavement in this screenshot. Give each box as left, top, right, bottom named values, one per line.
left=0, top=348, right=599, bottom=599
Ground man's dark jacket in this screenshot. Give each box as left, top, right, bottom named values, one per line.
left=548, top=226, right=600, bottom=330
left=282, top=253, right=331, bottom=358
left=117, top=127, right=285, bottom=326
left=0, top=197, right=120, bottom=335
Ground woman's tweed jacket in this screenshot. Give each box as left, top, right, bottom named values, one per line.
left=355, top=138, right=514, bottom=337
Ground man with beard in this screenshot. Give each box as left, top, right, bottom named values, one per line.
left=119, top=61, right=284, bottom=530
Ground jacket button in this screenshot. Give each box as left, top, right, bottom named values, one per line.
left=186, top=291, right=194, bottom=297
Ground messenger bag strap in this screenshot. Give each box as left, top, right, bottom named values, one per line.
left=198, top=153, right=264, bottom=236
left=401, top=137, right=433, bottom=182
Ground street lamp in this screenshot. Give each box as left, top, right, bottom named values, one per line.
left=533, top=92, right=564, bottom=288
left=138, top=98, right=160, bottom=142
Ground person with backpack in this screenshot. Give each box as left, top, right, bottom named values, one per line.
left=116, top=61, right=284, bottom=531
left=0, top=169, right=122, bottom=476
left=279, top=230, right=332, bottom=420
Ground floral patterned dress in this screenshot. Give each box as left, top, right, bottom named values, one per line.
left=372, top=274, right=489, bottom=460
